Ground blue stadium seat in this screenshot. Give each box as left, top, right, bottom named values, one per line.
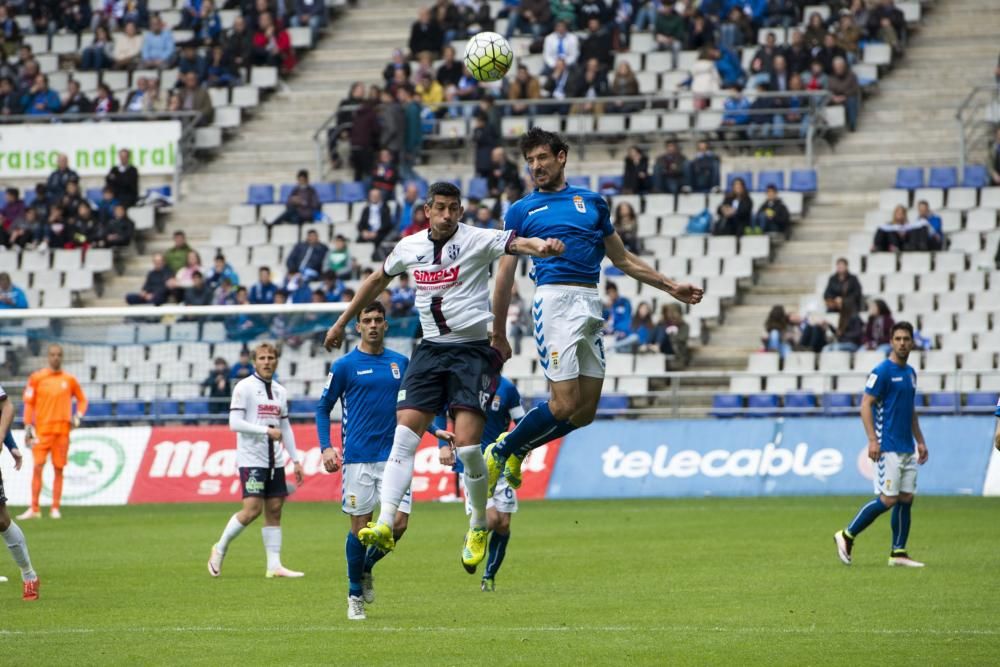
left=85, top=187, right=103, bottom=204
left=789, top=169, right=817, bottom=193
left=405, top=178, right=429, bottom=199
left=711, top=394, right=743, bottom=418
left=965, top=392, right=999, bottom=413
left=783, top=392, right=817, bottom=412
left=726, top=171, right=753, bottom=192
left=183, top=399, right=211, bottom=418
left=894, top=167, right=924, bottom=190
left=86, top=401, right=114, bottom=420
left=443, top=177, right=462, bottom=191
left=153, top=400, right=181, bottom=420
left=756, top=170, right=785, bottom=192
left=822, top=393, right=855, bottom=415
left=278, top=184, right=296, bottom=204
left=596, top=394, right=629, bottom=418
left=146, top=185, right=171, bottom=199
left=313, top=182, right=337, bottom=204
left=23, top=189, right=37, bottom=206
left=337, top=181, right=367, bottom=203
left=962, top=165, right=989, bottom=188
left=746, top=394, right=779, bottom=417
left=289, top=398, right=318, bottom=417
left=925, top=392, right=958, bottom=414
left=116, top=401, right=147, bottom=420
left=467, top=177, right=489, bottom=200
left=247, top=184, right=275, bottom=205
left=927, top=166, right=957, bottom=190
left=597, top=175, right=623, bottom=195
left=567, top=175, right=592, bottom=189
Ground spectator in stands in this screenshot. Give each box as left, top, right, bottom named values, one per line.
left=113, top=20, right=143, bottom=69
left=803, top=59, right=827, bottom=91
left=94, top=204, right=135, bottom=248
left=915, top=200, right=943, bottom=251
left=803, top=12, right=827, bottom=51
left=356, top=187, right=393, bottom=244
left=719, top=6, right=753, bottom=52
left=0, top=5, right=19, bottom=48
left=191, top=0, right=223, bottom=45
left=227, top=287, right=265, bottom=340
left=822, top=301, right=863, bottom=352
left=655, top=304, right=690, bottom=366
left=748, top=84, right=782, bottom=154
left=161, top=230, right=191, bottom=273
left=815, top=33, right=847, bottom=75
left=224, top=15, right=255, bottom=76
left=106, top=149, right=140, bottom=209
left=324, top=234, right=354, bottom=279
left=823, top=257, right=863, bottom=314
left=271, top=169, right=320, bottom=225
left=285, top=228, right=328, bottom=280
left=988, top=127, right=1000, bottom=186
left=382, top=48, right=411, bottom=85
left=542, top=20, right=579, bottom=74
left=720, top=86, right=751, bottom=141
left=140, top=14, right=176, bottom=69
left=763, top=305, right=797, bottom=358
left=651, top=3, right=685, bottom=68
left=1, top=187, right=26, bottom=229
left=394, top=183, right=421, bottom=231
left=753, top=184, right=790, bottom=237
left=763, top=0, right=798, bottom=28
left=183, top=270, right=213, bottom=306
left=872, top=205, right=931, bottom=252
left=685, top=140, right=720, bottom=193
left=398, top=87, right=423, bottom=182
left=607, top=60, right=640, bottom=114
left=827, top=57, right=860, bottom=132
left=81, top=25, right=115, bottom=70
left=213, top=276, right=236, bottom=304
left=487, top=147, right=522, bottom=199
left=177, top=44, right=209, bottom=83
left=320, top=271, right=343, bottom=301
left=92, top=82, right=120, bottom=115
left=378, top=88, right=405, bottom=156
left=249, top=266, right=277, bottom=304
left=690, top=48, right=721, bottom=109
left=229, top=348, right=253, bottom=380
left=784, top=29, right=810, bottom=75
left=370, top=149, right=399, bottom=200
left=21, top=73, right=60, bottom=115
left=253, top=11, right=295, bottom=73
left=504, top=282, right=530, bottom=354
left=472, top=113, right=499, bottom=176
left=863, top=298, right=894, bottom=355
left=432, top=0, right=460, bottom=44
left=752, top=32, right=781, bottom=76
left=206, top=44, right=240, bottom=87
left=613, top=201, right=641, bottom=254
left=651, top=140, right=686, bottom=195
left=349, top=93, right=379, bottom=181
left=579, top=18, right=612, bottom=70
left=408, top=7, right=443, bottom=58
left=836, top=14, right=862, bottom=62
left=715, top=176, right=752, bottom=236
left=866, top=0, right=905, bottom=56
left=205, top=253, right=239, bottom=289
left=471, top=204, right=498, bottom=229
left=61, top=79, right=92, bottom=113
left=95, top=186, right=117, bottom=223
left=0, top=272, right=28, bottom=309
left=604, top=281, right=632, bottom=344
left=390, top=272, right=416, bottom=317
left=174, top=250, right=204, bottom=294
left=289, top=0, right=325, bottom=47
left=178, top=71, right=214, bottom=125
left=59, top=180, right=85, bottom=220
left=436, top=45, right=462, bottom=88
left=126, top=253, right=172, bottom=305
left=506, top=0, right=551, bottom=39
left=568, top=58, right=608, bottom=114
left=46, top=154, right=78, bottom=205
left=0, top=76, right=20, bottom=115
left=401, top=206, right=429, bottom=236
left=201, top=357, right=232, bottom=415
left=622, top=146, right=650, bottom=195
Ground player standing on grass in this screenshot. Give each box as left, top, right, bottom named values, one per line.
left=435, top=374, right=525, bottom=592
left=323, top=181, right=564, bottom=573
left=19, top=344, right=87, bottom=520
left=315, top=300, right=429, bottom=620
left=486, top=128, right=704, bottom=492
left=0, top=385, right=39, bottom=600
left=208, top=342, right=306, bottom=578
left=834, top=322, right=928, bottom=568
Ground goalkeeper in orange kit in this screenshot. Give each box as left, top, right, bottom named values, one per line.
left=18, top=344, right=87, bottom=520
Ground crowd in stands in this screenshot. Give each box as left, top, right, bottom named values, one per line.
left=603, top=280, right=690, bottom=367
left=871, top=201, right=942, bottom=252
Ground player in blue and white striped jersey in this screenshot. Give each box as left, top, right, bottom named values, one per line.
left=0, top=383, right=40, bottom=600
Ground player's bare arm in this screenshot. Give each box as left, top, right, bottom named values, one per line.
left=603, top=232, right=704, bottom=305
left=912, top=412, right=928, bottom=464
left=860, top=393, right=881, bottom=462
left=508, top=236, right=566, bottom=258
left=490, top=255, right=519, bottom=361
left=324, top=267, right=394, bottom=351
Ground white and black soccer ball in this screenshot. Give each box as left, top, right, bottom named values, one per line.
left=464, top=31, right=514, bottom=83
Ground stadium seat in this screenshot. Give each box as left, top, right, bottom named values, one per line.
left=405, top=179, right=429, bottom=199
left=596, top=394, right=629, bottom=417
left=289, top=398, right=318, bottom=417
left=783, top=393, right=817, bottom=413
left=925, top=392, right=958, bottom=414
left=567, top=175, right=592, bottom=189
left=85, top=187, right=103, bottom=204
left=726, top=171, right=753, bottom=191
left=246, top=184, right=275, bottom=205
left=597, top=175, right=623, bottom=196
left=746, top=394, right=779, bottom=417
left=822, top=393, right=855, bottom=415
left=313, top=182, right=337, bottom=204
left=927, top=166, right=958, bottom=190
left=965, top=392, right=999, bottom=414
left=116, top=401, right=147, bottom=420
left=183, top=399, right=212, bottom=419
left=755, top=170, right=785, bottom=192
left=789, top=169, right=817, bottom=193
left=894, top=167, right=924, bottom=190
left=711, top=394, right=743, bottom=418
left=153, top=400, right=182, bottom=421
left=86, top=401, right=114, bottom=421
left=336, top=181, right=367, bottom=203
left=277, top=184, right=296, bottom=204
left=467, top=177, right=489, bottom=200
left=962, top=165, right=989, bottom=188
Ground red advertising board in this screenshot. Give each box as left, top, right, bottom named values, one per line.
left=128, top=425, right=560, bottom=504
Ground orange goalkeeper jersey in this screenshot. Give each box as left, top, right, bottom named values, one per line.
left=23, top=369, right=87, bottom=436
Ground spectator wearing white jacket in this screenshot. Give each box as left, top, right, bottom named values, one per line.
left=690, top=48, right=721, bottom=109
left=543, top=21, right=579, bottom=73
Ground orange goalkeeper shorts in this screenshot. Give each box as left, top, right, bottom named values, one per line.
left=32, top=434, right=70, bottom=468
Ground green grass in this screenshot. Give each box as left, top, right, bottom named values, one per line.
left=2, top=497, right=999, bottom=665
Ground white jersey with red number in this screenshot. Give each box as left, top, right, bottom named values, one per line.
left=229, top=374, right=290, bottom=468
left=383, top=224, right=516, bottom=340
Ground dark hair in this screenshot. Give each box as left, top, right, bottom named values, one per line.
left=297, top=169, right=309, bottom=180
left=191, top=270, right=203, bottom=279
left=872, top=298, right=891, bottom=317
left=836, top=257, right=848, bottom=266
left=321, top=270, right=336, bottom=281
left=764, top=305, right=788, bottom=331
left=214, top=254, right=225, bottom=262
left=259, top=266, right=270, bottom=273
left=519, top=127, right=569, bottom=160
left=891, top=321, right=914, bottom=337
left=358, top=299, right=387, bottom=323
left=426, top=181, right=462, bottom=203
left=6, top=187, right=18, bottom=198
left=605, top=281, right=619, bottom=293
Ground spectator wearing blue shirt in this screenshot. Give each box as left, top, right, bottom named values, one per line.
left=320, top=271, right=344, bottom=302
left=20, top=74, right=60, bottom=115
left=721, top=86, right=751, bottom=141
left=604, top=281, right=633, bottom=341
left=0, top=273, right=28, bottom=309
left=228, top=348, right=253, bottom=380
left=205, top=254, right=240, bottom=289
left=915, top=200, right=943, bottom=251
left=395, top=183, right=421, bottom=232
left=248, top=266, right=277, bottom=304
left=290, top=0, right=326, bottom=47
left=177, top=43, right=209, bottom=83
left=285, top=229, right=328, bottom=281
left=611, top=301, right=655, bottom=352
left=140, top=14, right=177, bottom=69
left=389, top=273, right=416, bottom=317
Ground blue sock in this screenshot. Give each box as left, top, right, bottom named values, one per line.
left=363, top=545, right=387, bottom=573
left=494, top=402, right=577, bottom=458
left=891, top=502, right=912, bottom=552
left=484, top=531, right=510, bottom=579
left=846, top=497, right=890, bottom=538
left=346, top=532, right=365, bottom=598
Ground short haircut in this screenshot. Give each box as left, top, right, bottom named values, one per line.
left=605, top=281, right=618, bottom=293
left=213, top=357, right=227, bottom=365
left=358, top=299, right=387, bottom=323
left=6, top=187, right=18, bottom=198
left=259, top=266, right=270, bottom=274
left=520, top=127, right=569, bottom=160
left=836, top=257, right=848, bottom=265
left=891, top=321, right=914, bottom=337
left=306, top=228, right=319, bottom=236
left=297, top=169, right=308, bottom=180
left=214, top=254, right=225, bottom=262
left=426, top=181, right=462, bottom=203
left=253, top=342, right=279, bottom=360
left=765, top=184, right=777, bottom=191
left=192, top=270, right=203, bottom=279
left=174, top=230, right=185, bottom=237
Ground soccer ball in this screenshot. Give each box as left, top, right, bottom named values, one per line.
left=464, top=31, right=514, bottom=82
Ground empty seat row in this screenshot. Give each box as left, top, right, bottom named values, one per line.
left=750, top=350, right=1000, bottom=375
left=731, top=371, right=1000, bottom=395
left=712, top=390, right=996, bottom=418
left=894, top=165, right=990, bottom=191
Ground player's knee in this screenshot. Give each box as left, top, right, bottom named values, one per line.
left=897, top=493, right=914, bottom=505
left=879, top=494, right=898, bottom=507
left=548, top=396, right=577, bottom=421
left=0, top=512, right=10, bottom=532
left=496, top=515, right=511, bottom=534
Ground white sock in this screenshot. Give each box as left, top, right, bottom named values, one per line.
left=262, top=526, right=282, bottom=571
left=1, top=521, right=37, bottom=582
left=457, top=445, right=488, bottom=530
left=216, top=514, right=246, bottom=554
left=376, top=426, right=421, bottom=526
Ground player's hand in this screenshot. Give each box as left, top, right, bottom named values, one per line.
left=10, top=447, right=22, bottom=471
left=491, top=334, right=513, bottom=362
left=538, top=238, right=565, bottom=257
left=438, top=442, right=456, bottom=467
left=916, top=442, right=928, bottom=465
left=324, top=321, right=346, bottom=351
left=24, top=426, right=36, bottom=448
left=668, top=282, right=705, bottom=305
left=266, top=426, right=282, bottom=441
left=867, top=438, right=881, bottom=462
left=71, top=414, right=81, bottom=429
left=321, top=447, right=342, bottom=473
left=292, top=461, right=304, bottom=485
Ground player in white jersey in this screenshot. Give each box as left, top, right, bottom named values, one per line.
left=0, top=385, right=39, bottom=600
left=207, top=342, right=306, bottom=579
left=323, top=181, right=564, bottom=573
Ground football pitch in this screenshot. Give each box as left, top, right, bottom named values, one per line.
left=2, top=497, right=998, bottom=665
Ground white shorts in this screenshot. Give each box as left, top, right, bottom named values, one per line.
left=874, top=452, right=918, bottom=497
left=532, top=284, right=606, bottom=382
left=341, top=462, right=413, bottom=516
left=463, top=476, right=518, bottom=515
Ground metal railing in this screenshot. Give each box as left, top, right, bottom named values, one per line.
left=314, top=89, right=831, bottom=179
left=955, top=84, right=1000, bottom=175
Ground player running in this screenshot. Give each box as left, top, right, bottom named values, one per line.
left=487, top=128, right=704, bottom=492
left=435, top=374, right=525, bottom=591
left=323, top=181, right=564, bottom=573
left=208, top=342, right=306, bottom=579
left=315, top=300, right=424, bottom=620
left=19, top=344, right=87, bottom=520
left=0, top=385, right=39, bottom=600
left=834, top=322, right=928, bottom=568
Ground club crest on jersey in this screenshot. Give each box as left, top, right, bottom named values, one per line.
left=491, top=394, right=501, bottom=411
left=573, top=195, right=586, bottom=213
left=390, top=362, right=401, bottom=379
left=448, top=244, right=461, bottom=260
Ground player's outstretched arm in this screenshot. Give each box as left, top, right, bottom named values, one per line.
left=490, top=255, right=519, bottom=361
left=323, top=267, right=393, bottom=351
left=509, top=236, right=565, bottom=258
left=604, top=232, right=705, bottom=305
